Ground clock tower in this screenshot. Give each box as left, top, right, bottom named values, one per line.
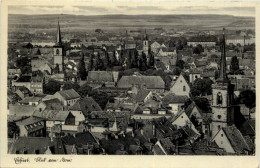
left=211, top=28, right=235, bottom=138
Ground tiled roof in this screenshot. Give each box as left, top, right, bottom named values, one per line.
left=8, top=137, right=65, bottom=154
left=160, top=138, right=174, bottom=154
left=118, top=76, right=165, bottom=89
left=134, top=89, right=150, bottom=102
left=19, top=96, right=43, bottom=104
left=153, top=144, right=166, bottom=155
left=87, top=71, right=118, bottom=83
left=33, top=110, right=70, bottom=121
left=222, top=126, right=251, bottom=154
left=162, top=93, right=188, bottom=105
left=61, top=132, right=97, bottom=146
left=69, top=96, right=102, bottom=117
left=8, top=104, right=35, bottom=116
left=56, top=89, right=80, bottom=100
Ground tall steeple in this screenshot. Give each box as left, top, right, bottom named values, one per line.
left=56, top=19, right=62, bottom=46
left=216, top=28, right=229, bottom=84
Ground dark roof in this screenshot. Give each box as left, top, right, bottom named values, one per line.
left=222, top=126, right=251, bottom=154
left=33, top=110, right=70, bottom=121
left=16, top=76, right=31, bottom=82
left=153, top=144, right=166, bottom=155
left=8, top=137, right=65, bottom=154
left=8, top=104, right=35, bottom=116
left=185, top=101, right=203, bottom=116
left=56, top=89, right=80, bottom=100
left=61, top=132, right=97, bottom=146
left=134, top=89, right=150, bottom=102
left=162, top=93, right=188, bottom=105
left=69, top=96, right=102, bottom=117
left=87, top=71, right=117, bottom=83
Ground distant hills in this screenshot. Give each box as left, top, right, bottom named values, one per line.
left=8, top=14, right=255, bottom=32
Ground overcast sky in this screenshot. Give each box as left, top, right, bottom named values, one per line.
left=8, top=5, right=255, bottom=17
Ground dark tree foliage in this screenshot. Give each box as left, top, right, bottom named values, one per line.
left=138, top=52, right=147, bottom=71
left=77, top=83, right=93, bottom=97
left=95, top=53, right=105, bottom=70
left=78, top=54, right=88, bottom=80
left=53, top=64, right=60, bottom=74
left=237, top=90, right=255, bottom=109
left=190, top=78, right=213, bottom=97
left=193, top=44, right=204, bottom=54
left=63, top=81, right=80, bottom=92
left=88, top=54, right=94, bottom=71
left=8, top=122, right=20, bottom=138
left=43, top=79, right=61, bottom=94
left=230, top=56, right=239, bottom=74
left=16, top=57, right=31, bottom=74
left=77, top=83, right=113, bottom=109
left=176, top=60, right=185, bottom=70
left=193, top=97, right=211, bottom=113
left=172, top=67, right=182, bottom=76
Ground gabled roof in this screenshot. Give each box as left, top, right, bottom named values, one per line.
left=134, top=89, right=150, bottom=102
left=56, top=89, right=80, bottom=100
left=33, top=110, right=70, bottom=121
left=222, top=126, right=251, bottom=154
left=118, top=76, right=165, bottom=89
left=9, top=137, right=65, bottom=154
left=162, top=93, right=188, bottom=105
left=87, top=71, right=118, bottom=83
left=185, top=101, right=203, bottom=117
left=8, top=104, right=35, bottom=116
left=69, top=96, right=102, bottom=117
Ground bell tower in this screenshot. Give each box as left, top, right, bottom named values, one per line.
left=143, top=29, right=149, bottom=56
left=53, top=20, right=64, bottom=73
left=211, top=28, right=235, bottom=138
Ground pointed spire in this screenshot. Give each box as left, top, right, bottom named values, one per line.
left=216, top=28, right=229, bottom=83
left=56, top=19, right=62, bottom=46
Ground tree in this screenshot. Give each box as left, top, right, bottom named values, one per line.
left=54, top=64, right=60, bottom=74
left=88, top=54, right=94, bottom=71
left=77, top=83, right=92, bottom=97
left=190, top=78, right=213, bottom=97
left=63, top=81, right=80, bottom=92
left=43, top=79, right=61, bottom=94
left=78, top=54, right=88, bottom=80
left=193, top=44, right=204, bottom=54
left=176, top=60, right=185, bottom=70
left=230, top=56, right=239, bottom=74
left=8, top=122, right=19, bottom=138
left=193, top=97, right=211, bottom=113
left=237, top=90, right=255, bottom=109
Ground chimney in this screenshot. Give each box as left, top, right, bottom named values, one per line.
left=60, top=84, right=64, bottom=91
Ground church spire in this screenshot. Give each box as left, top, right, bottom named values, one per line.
left=217, top=28, right=229, bottom=83
left=56, top=19, right=62, bottom=46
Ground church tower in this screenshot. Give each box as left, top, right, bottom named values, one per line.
left=143, top=29, right=149, bottom=56
left=53, top=20, right=64, bottom=72
left=210, top=28, right=235, bottom=138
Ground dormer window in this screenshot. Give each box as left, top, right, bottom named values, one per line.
left=217, top=92, right=222, bottom=105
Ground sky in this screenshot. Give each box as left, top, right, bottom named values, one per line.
left=8, top=5, right=255, bottom=17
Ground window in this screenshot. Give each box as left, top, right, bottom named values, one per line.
left=221, top=134, right=223, bottom=137
left=56, top=49, right=59, bottom=55
left=195, top=75, right=198, bottom=79
left=180, top=80, right=182, bottom=83
left=218, top=125, right=221, bottom=130
left=35, top=150, right=40, bottom=154
left=183, top=86, right=186, bottom=91
left=217, top=115, right=222, bottom=119
left=217, top=92, right=223, bottom=105
left=16, top=151, right=20, bottom=154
